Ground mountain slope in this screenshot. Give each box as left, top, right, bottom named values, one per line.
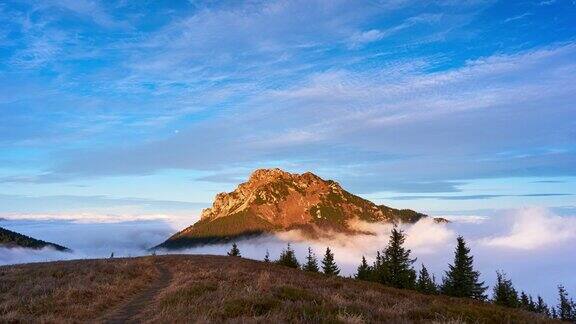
left=157, top=168, right=445, bottom=249
left=0, top=226, right=71, bottom=251
left=0, top=255, right=553, bottom=323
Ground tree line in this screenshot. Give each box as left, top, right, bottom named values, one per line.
left=227, top=228, right=576, bottom=322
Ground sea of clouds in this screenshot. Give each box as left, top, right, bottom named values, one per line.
left=1, top=207, right=575, bottom=304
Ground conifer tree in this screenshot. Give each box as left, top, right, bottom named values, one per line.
left=384, top=227, right=416, bottom=289
left=355, top=256, right=372, bottom=281
left=536, top=295, right=550, bottom=317
left=227, top=243, right=241, bottom=257
left=371, top=250, right=388, bottom=283
left=529, top=295, right=537, bottom=312
left=417, top=264, right=438, bottom=294
left=519, top=291, right=530, bottom=310
left=520, top=291, right=538, bottom=312
left=264, top=249, right=270, bottom=263
left=441, top=236, right=487, bottom=300
left=373, top=251, right=382, bottom=269
left=557, top=285, right=575, bottom=321
left=276, top=243, right=300, bottom=268
left=492, top=271, right=519, bottom=308
left=321, top=247, right=340, bottom=276
left=302, top=247, right=320, bottom=272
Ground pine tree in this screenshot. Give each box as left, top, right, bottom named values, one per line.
left=535, top=295, right=550, bottom=317
left=227, top=243, right=241, bottom=257
left=302, top=247, right=320, bottom=272
left=355, top=256, right=372, bottom=281
left=557, top=285, right=575, bottom=321
left=519, top=291, right=530, bottom=310
left=276, top=243, right=300, bottom=268
left=551, top=307, right=558, bottom=319
left=371, top=251, right=388, bottom=283
left=441, top=236, right=487, bottom=300
left=492, top=271, right=519, bottom=308
left=417, top=264, right=438, bottom=294
left=384, top=227, right=416, bottom=289
left=528, top=295, right=537, bottom=312
left=321, top=247, right=340, bottom=276
left=264, top=249, right=270, bottom=263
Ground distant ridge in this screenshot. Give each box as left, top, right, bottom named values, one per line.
left=0, top=226, right=71, bottom=251
left=157, top=168, right=447, bottom=249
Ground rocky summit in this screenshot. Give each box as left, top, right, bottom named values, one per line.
left=157, top=168, right=443, bottom=249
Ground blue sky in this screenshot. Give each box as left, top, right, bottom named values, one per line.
left=1, top=0, right=576, bottom=218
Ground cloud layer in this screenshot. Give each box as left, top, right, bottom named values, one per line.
left=2, top=207, right=574, bottom=304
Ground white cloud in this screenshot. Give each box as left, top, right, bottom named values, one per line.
left=441, top=215, right=489, bottom=224
left=405, top=217, right=456, bottom=253
left=347, top=13, right=444, bottom=48
left=481, top=207, right=576, bottom=250
left=503, top=12, right=532, bottom=23
left=348, top=29, right=386, bottom=47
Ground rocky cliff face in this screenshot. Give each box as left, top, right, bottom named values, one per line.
left=157, top=168, right=439, bottom=249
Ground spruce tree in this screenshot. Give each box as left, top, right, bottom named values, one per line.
left=441, top=236, right=487, bottom=300
left=417, top=264, right=438, bottom=294
left=536, top=295, right=550, bottom=317
left=384, top=227, right=416, bottom=289
left=302, top=247, right=320, bottom=272
left=519, top=291, right=530, bottom=310
left=551, top=307, right=558, bottom=319
left=355, top=256, right=372, bottom=281
left=264, top=249, right=270, bottom=263
left=520, top=291, right=538, bottom=312
left=276, top=243, right=300, bottom=268
left=321, top=247, right=340, bottom=276
left=371, top=251, right=388, bottom=283
left=492, top=271, right=519, bottom=308
left=557, top=285, right=575, bottom=321
left=227, top=243, right=241, bottom=257
left=528, top=295, right=537, bottom=312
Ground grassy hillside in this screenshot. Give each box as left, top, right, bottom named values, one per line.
left=0, top=226, right=70, bottom=251
left=0, top=255, right=555, bottom=323
left=0, top=257, right=158, bottom=322
left=157, top=211, right=278, bottom=249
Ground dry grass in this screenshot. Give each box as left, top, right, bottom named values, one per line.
left=141, top=255, right=555, bottom=324
left=0, top=255, right=558, bottom=323
left=0, top=257, right=158, bottom=322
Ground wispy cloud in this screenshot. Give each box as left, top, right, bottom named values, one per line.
left=503, top=12, right=532, bottom=23
left=387, top=193, right=572, bottom=200
left=0, top=193, right=207, bottom=217
left=31, top=43, right=576, bottom=194
left=347, top=13, right=444, bottom=48
left=1, top=0, right=575, bottom=199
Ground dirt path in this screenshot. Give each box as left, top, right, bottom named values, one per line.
left=99, top=261, right=171, bottom=324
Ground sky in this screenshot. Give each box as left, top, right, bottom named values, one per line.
left=0, top=0, right=576, bottom=303
left=0, top=0, right=575, bottom=217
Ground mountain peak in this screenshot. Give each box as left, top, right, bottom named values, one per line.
left=201, top=169, right=341, bottom=223
left=157, top=168, right=433, bottom=249
left=248, top=168, right=292, bottom=181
